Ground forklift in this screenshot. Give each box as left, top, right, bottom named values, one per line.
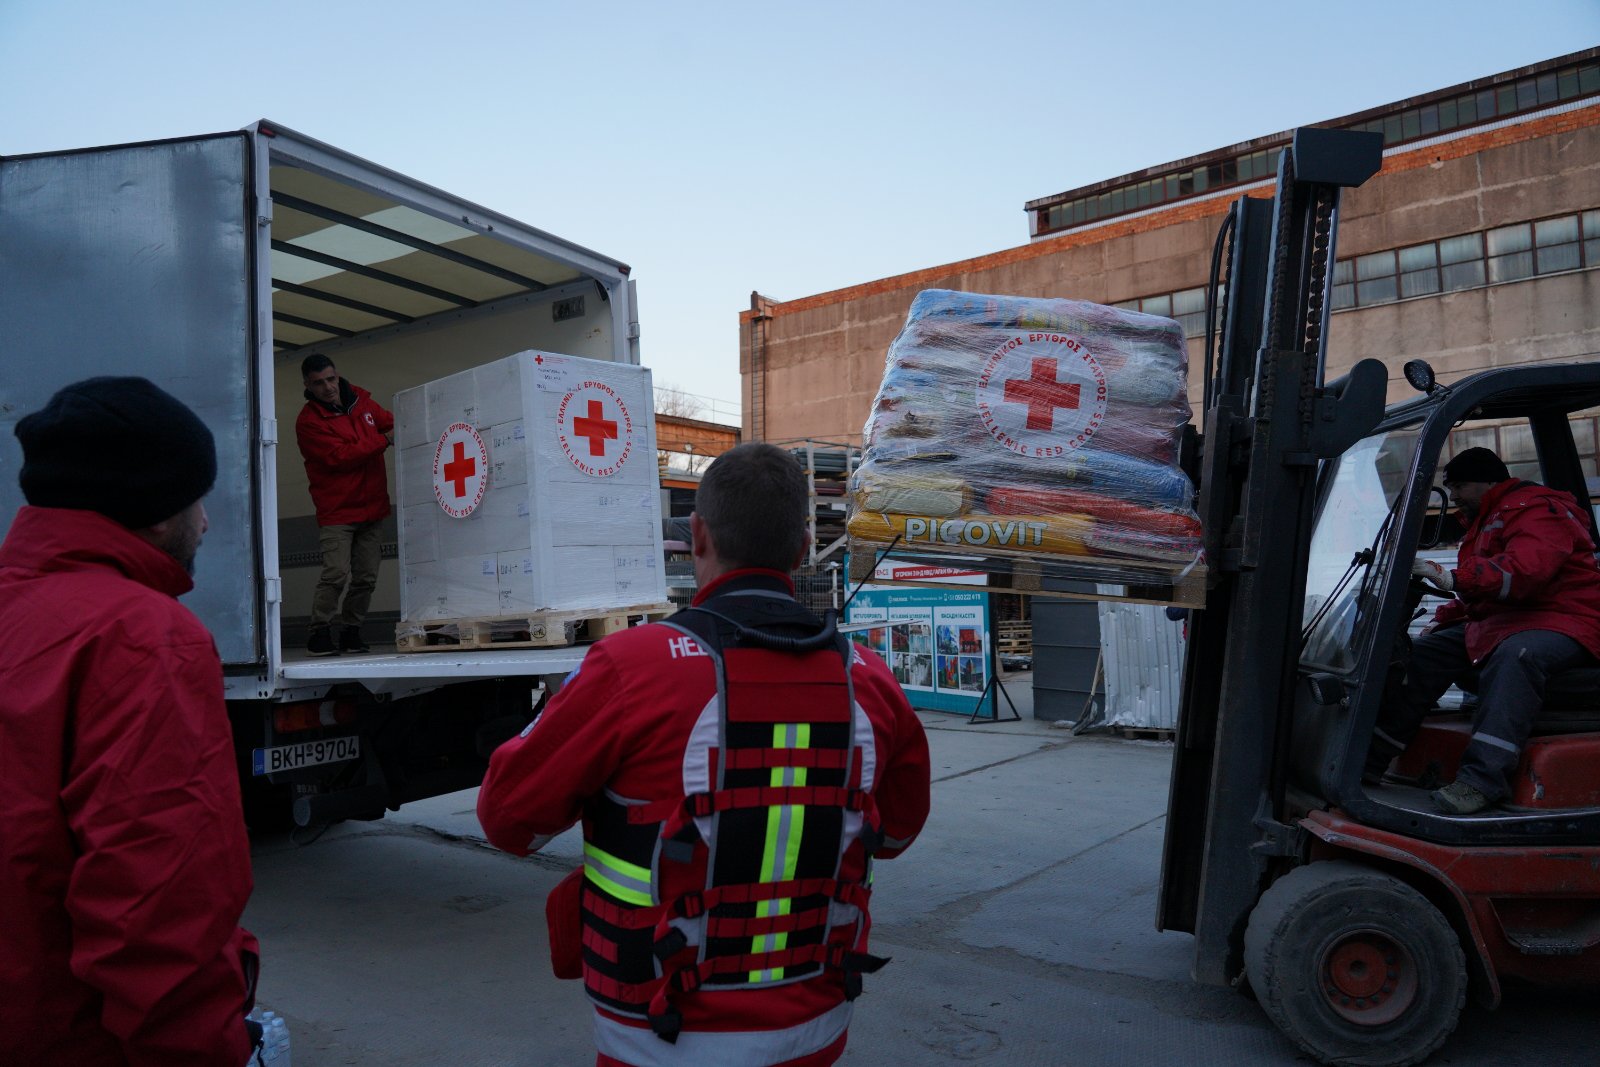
left=1159, top=127, right=1600, bottom=1066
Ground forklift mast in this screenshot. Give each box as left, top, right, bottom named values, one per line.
left=1156, top=127, right=1387, bottom=985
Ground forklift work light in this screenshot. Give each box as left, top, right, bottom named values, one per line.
left=1403, top=360, right=1437, bottom=394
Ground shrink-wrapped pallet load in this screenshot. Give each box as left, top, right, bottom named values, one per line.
left=848, top=289, right=1201, bottom=575
left=393, top=350, right=667, bottom=647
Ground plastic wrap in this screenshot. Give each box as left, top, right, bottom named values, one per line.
left=394, top=350, right=667, bottom=631
left=848, top=289, right=1201, bottom=574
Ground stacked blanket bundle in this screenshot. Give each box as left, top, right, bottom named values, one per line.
left=848, top=289, right=1201, bottom=567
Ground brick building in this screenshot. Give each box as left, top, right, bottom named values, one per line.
left=740, top=49, right=1600, bottom=479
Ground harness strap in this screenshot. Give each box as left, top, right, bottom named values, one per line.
left=671, top=877, right=871, bottom=918
left=587, top=970, right=662, bottom=1007
left=646, top=945, right=889, bottom=1043
left=651, top=900, right=842, bottom=962
left=719, top=748, right=853, bottom=771
left=582, top=924, right=620, bottom=964
left=704, top=908, right=834, bottom=940
left=650, top=878, right=872, bottom=965
left=581, top=887, right=664, bottom=930
left=670, top=943, right=890, bottom=992
left=627, top=785, right=870, bottom=826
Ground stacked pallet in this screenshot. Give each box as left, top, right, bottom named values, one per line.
left=997, top=620, right=1033, bottom=657
left=847, top=289, right=1201, bottom=592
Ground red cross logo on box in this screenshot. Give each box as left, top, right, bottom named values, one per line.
left=557, top=381, right=635, bottom=477
left=976, top=333, right=1108, bottom=458
left=432, top=422, right=490, bottom=518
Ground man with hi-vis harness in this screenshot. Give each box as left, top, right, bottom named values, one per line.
left=478, top=443, right=931, bottom=1067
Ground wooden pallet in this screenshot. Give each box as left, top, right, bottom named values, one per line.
left=848, top=540, right=1206, bottom=609
left=996, top=621, right=1032, bottom=655
left=396, top=603, right=675, bottom=653
left=1113, top=726, right=1175, bottom=742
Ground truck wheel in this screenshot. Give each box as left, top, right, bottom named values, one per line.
left=1243, top=860, right=1466, bottom=1067
left=240, top=773, right=295, bottom=834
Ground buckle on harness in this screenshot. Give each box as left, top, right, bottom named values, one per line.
left=687, top=792, right=715, bottom=818
left=674, top=891, right=705, bottom=919
left=653, top=928, right=689, bottom=962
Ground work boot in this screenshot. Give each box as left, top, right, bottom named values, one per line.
left=306, top=626, right=339, bottom=657
left=339, top=627, right=371, bottom=654
left=1431, top=780, right=1492, bottom=815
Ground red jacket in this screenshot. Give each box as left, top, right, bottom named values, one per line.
left=1433, top=479, right=1600, bottom=663
left=295, top=380, right=394, bottom=526
left=0, top=507, right=257, bottom=1067
left=478, top=570, right=931, bottom=1067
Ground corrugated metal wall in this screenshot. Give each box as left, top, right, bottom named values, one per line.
left=1096, top=597, right=1187, bottom=730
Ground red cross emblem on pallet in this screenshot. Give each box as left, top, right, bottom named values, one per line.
left=433, top=422, right=490, bottom=518
left=557, top=381, right=635, bottom=478
left=976, top=332, right=1109, bottom=458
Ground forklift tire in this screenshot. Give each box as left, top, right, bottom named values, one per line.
left=1243, top=860, right=1466, bottom=1067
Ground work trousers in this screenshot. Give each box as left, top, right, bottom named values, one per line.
left=311, top=521, right=383, bottom=631
left=1374, top=624, right=1592, bottom=800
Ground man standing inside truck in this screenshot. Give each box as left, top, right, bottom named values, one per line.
left=0, top=376, right=259, bottom=1066
left=478, top=443, right=931, bottom=1067
left=296, top=353, right=394, bottom=655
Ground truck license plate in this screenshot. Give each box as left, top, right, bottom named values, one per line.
left=252, top=736, right=360, bottom=776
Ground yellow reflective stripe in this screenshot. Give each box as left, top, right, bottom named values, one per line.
left=752, top=723, right=810, bottom=981
left=583, top=841, right=653, bottom=906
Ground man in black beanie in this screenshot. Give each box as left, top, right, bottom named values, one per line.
left=0, top=377, right=259, bottom=1065
left=1367, top=446, right=1600, bottom=814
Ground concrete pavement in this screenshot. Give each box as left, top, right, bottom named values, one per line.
left=243, top=681, right=1597, bottom=1065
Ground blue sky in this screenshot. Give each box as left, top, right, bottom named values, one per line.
left=3, top=1, right=1596, bottom=414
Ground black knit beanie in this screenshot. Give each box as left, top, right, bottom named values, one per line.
left=1443, top=446, right=1510, bottom=485
left=16, top=376, right=217, bottom=529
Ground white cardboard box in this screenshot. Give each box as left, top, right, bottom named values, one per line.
left=394, top=350, right=667, bottom=621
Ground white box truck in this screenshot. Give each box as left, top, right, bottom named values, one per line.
left=0, top=121, right=648, bottom=829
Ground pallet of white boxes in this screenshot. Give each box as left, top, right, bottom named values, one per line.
left=394, top=350, right=671, bottom=651
left=847, top=289, right=1206, bottom=608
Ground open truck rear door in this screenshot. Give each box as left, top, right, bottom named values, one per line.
left=0, top=133, right=263, bottom=668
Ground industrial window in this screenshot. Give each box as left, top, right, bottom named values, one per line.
left=1032, top=58, right=1600, bottom=240
left=1497, top=422, right=1541, bottom=483
left=1398, top=243, right=1440, bottom=299
left=1140, top=293, right=1172, bottom=317
left=1171, top=287, right=1207, bottom=338
left=1320, top=208, right=1597, bottom=312
left=1487, top=223, right=1534, bottom=283
left=1447, top=424, right=1499, bottom=459
left=1355, top=251, right=1398, bottom=305
left=1331, top=259, right=1355, bottom=310
left=1577, top=411, right=1600, bottom=480
left=1438, top=234, right=1487, bottom=291
left=1536, top=216, right=1582, bottom=274
left=1107, top=287, right=1215, bottom=339
left=1446, top=414, right=1600, bottom=483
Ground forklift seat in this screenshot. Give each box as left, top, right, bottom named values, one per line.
left=1457, top=666, right=1600, bottom=734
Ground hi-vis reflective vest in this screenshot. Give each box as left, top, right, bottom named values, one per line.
left=579, top=607, right=888, bottom=1045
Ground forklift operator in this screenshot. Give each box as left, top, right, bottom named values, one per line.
left=1367, top=447, right=1600, bottom=814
